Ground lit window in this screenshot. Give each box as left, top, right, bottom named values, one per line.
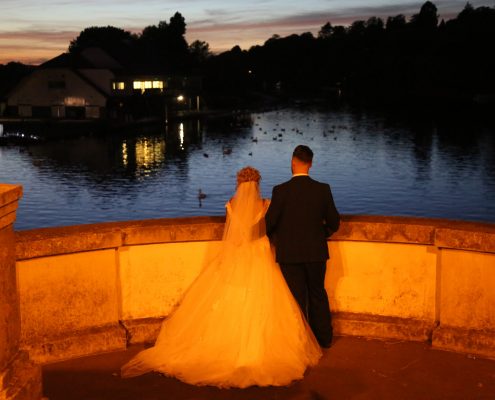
left=64, top=97, right=85, bottom=106
left=133, top=80, right=164, bottom=91
left=112, top=82, right=125, bottom=90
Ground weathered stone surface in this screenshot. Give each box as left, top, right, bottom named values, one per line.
left=327, top=241, right=437, bottom=321
left=0, top=183, right=41, bottom=400
left=18, top=249, right=120, bottom=342
left=0, top=227, right=20, bottom=371
left=122, top=217, right=224, bottom=245
left=334, top=215, right=495, bottom=253
left=15, top=216, right=225, bottom=260
left=0, top=351, right=42, bottom=400
left=120, top=318, right=165, bottom=345
left=16, top=224, right=123, bottom=260
left=15, top=215, right=495, bottom=261
left=119, top=241, right=222, bottom=321
left=0, top=185, right=22, bottom=375
left=24, top=324, right=126, bottom=364
left=0, top=213, right=16, bottom=231
left=0, top=201, right=18, bottom=223
left=435, top=227, right=495, bottom=254
left=333, top=312, right=435, bottom=342
left=334, top=215, right=437, bottom=244
left=437, top=249, right=495, bottom=332
left=11, top=213, right=495, bottom=367
left=0, top=185, right=22, bottom=220
left=432, top=325, right=495, bottom=360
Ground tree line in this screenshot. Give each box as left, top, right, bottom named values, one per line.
left=1, top=2, right=495, bottom=108
left=207, top=1, right=495, bottom=107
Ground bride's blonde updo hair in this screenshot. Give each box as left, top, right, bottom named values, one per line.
left=237, top=166, right=261, bottom=186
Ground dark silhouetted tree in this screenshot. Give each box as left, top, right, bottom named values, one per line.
left=348, top=20, right=366, bottom=38
left=189, top=40, right=211, bottom=65
left=410, top=1, right=439, bottom=30
left=169, top=12, right=186, bottom=36
left=138, top=12, right=189, bottom=72
left=386, top=14, right=407, bottom=32
left=69, top=26, right=136, bottom=54
left=318, top=22, right=333, bottom=39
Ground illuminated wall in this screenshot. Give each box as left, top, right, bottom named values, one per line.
left=14, top=215, right=495, bottom=365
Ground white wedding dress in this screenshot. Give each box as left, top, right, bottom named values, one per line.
left=121, top=181, right=322, bottom=388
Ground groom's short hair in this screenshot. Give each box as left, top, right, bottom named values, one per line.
left=293, top=145, right=313, bottom=164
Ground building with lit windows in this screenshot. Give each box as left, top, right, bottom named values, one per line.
left=5, top=47, right=202, bottom=123
left=6, top=48, right=119, bottom=120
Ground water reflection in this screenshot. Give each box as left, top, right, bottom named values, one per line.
left=1, top=106, right=494, bottom=230
left=123, top=137, right=166, bottom=177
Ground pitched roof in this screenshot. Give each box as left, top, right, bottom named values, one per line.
left=39, top=48, right=123, bottom=71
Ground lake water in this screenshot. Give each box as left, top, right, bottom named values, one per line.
left=1, top=105, right=495, bottom=231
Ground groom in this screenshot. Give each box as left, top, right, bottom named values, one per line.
left=265, top=145, right=340, bottom=348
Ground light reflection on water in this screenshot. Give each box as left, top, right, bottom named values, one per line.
left=1, top=106, right=495, bottom=231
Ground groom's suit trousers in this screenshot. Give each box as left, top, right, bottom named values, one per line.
left=279, top=261, right=332, bottom=347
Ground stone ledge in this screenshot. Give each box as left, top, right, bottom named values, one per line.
left=0, top=184, right=22, bottom=209
left=15, top=215, right=495, bottom=261
left=0, top=212, right=16, bottom=232
left=122, top=220, right=224, bottom=245
left=435, top=227, right=495, bottom=254
left=432, top=325, right=495, bottom=360
left=334, top=216, right=437, bottom=245
left=120, top=314, right=437, bottom=348
left=15, top=216, right=225, bottom=260
left=16, top=226, right=123, bottom=260
left=120, top=318, right=165, bottom=345
left=22, top=324, right=127, bottom=364
left=336, top=215, right=495, bottom=253
left=0, top=184, right=22, bottom=232
left=0, top=201, right=17, bottom=220
left=333, top=312, right=435, bottom=342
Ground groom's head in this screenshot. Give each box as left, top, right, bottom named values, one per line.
left=292, top=145, right=313, bottom=174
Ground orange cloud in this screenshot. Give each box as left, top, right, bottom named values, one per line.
left=0, top=1, right=478, bottom=64
left=0, top=30, right=77, bottom=64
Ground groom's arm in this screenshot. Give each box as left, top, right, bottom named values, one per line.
left=323, top=184, right=340, bottom=237
left=265, top=186, right=282, bottom=239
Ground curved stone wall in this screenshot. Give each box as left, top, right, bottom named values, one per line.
left=15, top=215, right=495, bottom=364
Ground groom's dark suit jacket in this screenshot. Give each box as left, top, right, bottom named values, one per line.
left=265, top=175, right=340, bottom=264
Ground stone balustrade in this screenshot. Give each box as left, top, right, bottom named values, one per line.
left=0, top=184, right=41, bottom=400
left=13, top=215, right=495, bottom=365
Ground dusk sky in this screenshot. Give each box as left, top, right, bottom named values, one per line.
left=1, top=0, right=492, bottom=65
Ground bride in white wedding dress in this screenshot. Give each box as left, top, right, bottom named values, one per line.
left=121, top=167, right=322, bottom=388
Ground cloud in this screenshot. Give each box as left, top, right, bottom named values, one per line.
left=0, top=29, right=77, bottom=64
left=0, top=30, right=78, bottom=43
left=187, top=0, right=486, bottom=52
left=1, top=0, right=492, bottom=63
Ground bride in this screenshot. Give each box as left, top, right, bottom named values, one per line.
left=121, top=166, right=322, bottom=388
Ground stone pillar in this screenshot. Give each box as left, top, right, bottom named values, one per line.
left=0, top=184, right=42, bottom=400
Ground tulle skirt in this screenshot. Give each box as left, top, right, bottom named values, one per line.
left=121, top=236, right=322, bottom=388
